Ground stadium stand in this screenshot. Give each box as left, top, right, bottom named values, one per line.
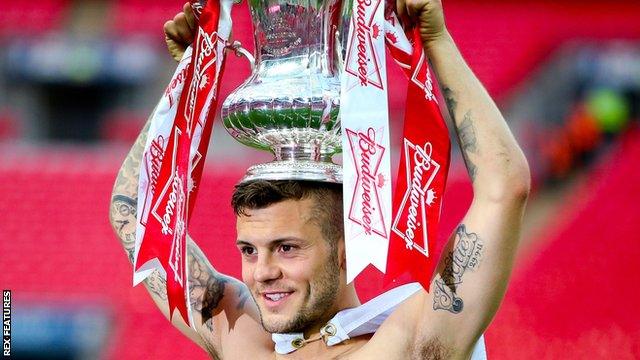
left=1, top=0, right=640, bottom=358
left=0, top=0, right=70, bottom=36
left=489, top=126, right=640, bottom=359
left=107, top=0, right=185, bottom=37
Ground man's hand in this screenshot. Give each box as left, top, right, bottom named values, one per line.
left=395, top=0, right=448, bottom=48
left=164, top=2, right=197, bottom=62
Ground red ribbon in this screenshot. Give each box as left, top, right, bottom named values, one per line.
left=385, top=24, right=451, bottom=290
left=135, top=0, right=226, bottom=323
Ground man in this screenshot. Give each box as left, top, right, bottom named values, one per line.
left=109, top=0, right=530, bottom=358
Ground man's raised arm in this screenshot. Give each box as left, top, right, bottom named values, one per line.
left=108, top=111, right=258, bottom=355
left=376, top=1, right=531, bottom=358
left=425, top=26, right=530, bottom=351
left=107, top=6, right=264, bottom=352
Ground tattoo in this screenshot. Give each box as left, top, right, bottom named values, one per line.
left=110, top=195, right=138, bottom=262
left=111, top=190, right=237, bottom=324
left=112, top=195, right=137, bottom=233
left=443, top=87, right=458, bottom=117
left=458, top=113, right=478, bottom=155
left=442, top=87, right=479, bottom=182
left=125, top=246, right=135, bottom=263
left=457, top=112, right=479, bottom=182
left=108, top=116, right=241, bottom=358
left=188, top=245, right=227, bottom=322
left=145, top=272, right=168, bottom=301
left=433, top=224, right=484, bottom=314
left=235, top=283, right=250, bottom=310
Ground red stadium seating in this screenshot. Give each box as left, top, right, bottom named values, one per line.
left=2, top=1, right=640, bottom=358
left=0, top=147, right=244, bottom=359
left=107, top=0, right=181, bottom=38
left=0, top=0, right=70, bottom=36
left=488, top=127, right=640, bottom=359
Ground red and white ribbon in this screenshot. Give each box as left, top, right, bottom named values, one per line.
left=343, top=5, right=451, bottom=290
left=384, top=10, right=451, bottom=290
left=341, top=0, right=393, bottom=283
left=133, top=0, right=233, bottom=327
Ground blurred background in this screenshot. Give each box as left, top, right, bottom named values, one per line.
left=0, top=0, right=639, bottom=358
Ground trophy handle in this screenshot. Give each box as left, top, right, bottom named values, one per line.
left=335, top=30, right=344, bottom=76
left=225, top=40, right=255, bottom=71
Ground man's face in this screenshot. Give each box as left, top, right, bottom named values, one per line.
left=236, top=198, right=341, bottom=334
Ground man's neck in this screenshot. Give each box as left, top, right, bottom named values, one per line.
left=274, top=333, right=373, bottom=360
left=300, top=284, right=361, bottom=338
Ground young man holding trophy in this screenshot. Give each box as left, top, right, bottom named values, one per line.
left=110, top=0, right=530, bottom=358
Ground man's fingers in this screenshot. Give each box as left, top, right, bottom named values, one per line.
left=396, top=0, right=406, bottom=23
left=183, top=2, right=197, bottom=31
left=164, top=20, right=181, bottom=42
left=171, top=12, right=195, bottom=45
left=405, top=0, right=421, bottom=19
left=165, top=35, right=187, bottom=62
left=396, top=0, right=416, bottom=29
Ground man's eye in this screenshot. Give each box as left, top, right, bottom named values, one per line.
left=241, top=246, right=256, bottom=255
left=280, top=244, right=294, bottom=252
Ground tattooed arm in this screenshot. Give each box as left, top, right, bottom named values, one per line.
left=109, top=114, right=264, bottom=357
left=417, top=2, right=529, bottom=357
left=362, top=1, right=530, bottom=359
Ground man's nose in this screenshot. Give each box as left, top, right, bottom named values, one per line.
left=253, top=254, right=282, bottom=283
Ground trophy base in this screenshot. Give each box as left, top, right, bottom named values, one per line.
left=241, top=160, right=342, bottom=184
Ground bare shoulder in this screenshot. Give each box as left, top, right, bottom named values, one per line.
left=186, top=247, right=273, bottom=358
left=199, top=305, right=273, bottom=359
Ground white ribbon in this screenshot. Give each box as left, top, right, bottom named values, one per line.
left=341, top=0, right=392, bottom=283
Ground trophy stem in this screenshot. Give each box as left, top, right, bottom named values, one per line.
left=273, top=144, right=334, bottom=162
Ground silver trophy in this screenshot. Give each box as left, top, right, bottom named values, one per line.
left=221, top=0, right=349, bottom=183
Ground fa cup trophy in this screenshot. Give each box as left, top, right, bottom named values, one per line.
left=134, top=0, right=452, bottom=322
left=221, top=0, right=349, bottom=183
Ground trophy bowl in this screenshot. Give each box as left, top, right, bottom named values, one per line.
left=221, top=0, right=349, bottom=183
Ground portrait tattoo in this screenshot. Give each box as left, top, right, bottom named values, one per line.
left=433, top=224, right=484, bottom=314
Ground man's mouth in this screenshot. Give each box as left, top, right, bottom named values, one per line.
left=261, top=291, right=293, bottom=306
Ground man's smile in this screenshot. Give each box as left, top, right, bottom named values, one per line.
left=260, top=290, right=295, bottom=309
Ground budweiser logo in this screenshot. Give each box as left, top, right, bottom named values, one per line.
left=147, top=135, right=165, bottom=194
left=346, top=127, right=387, bottom=237
left=184, top=27, right=218, bottom=135
left=164, top=66, right=189, bottom=108
left=150, top=128, right=185, bottom=236
left=392, top=139, right=441, bottom=256
left=159, top=173, right=186, bottom=236
left=355, top=0, right=372, bottom=85
left=191, top=2, right=203, bottom=18
left=411, top=54, right=438, bottom=103
left=168, top=172, right=186, bottom=287
left=345, top=0, right=384, bottom=89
